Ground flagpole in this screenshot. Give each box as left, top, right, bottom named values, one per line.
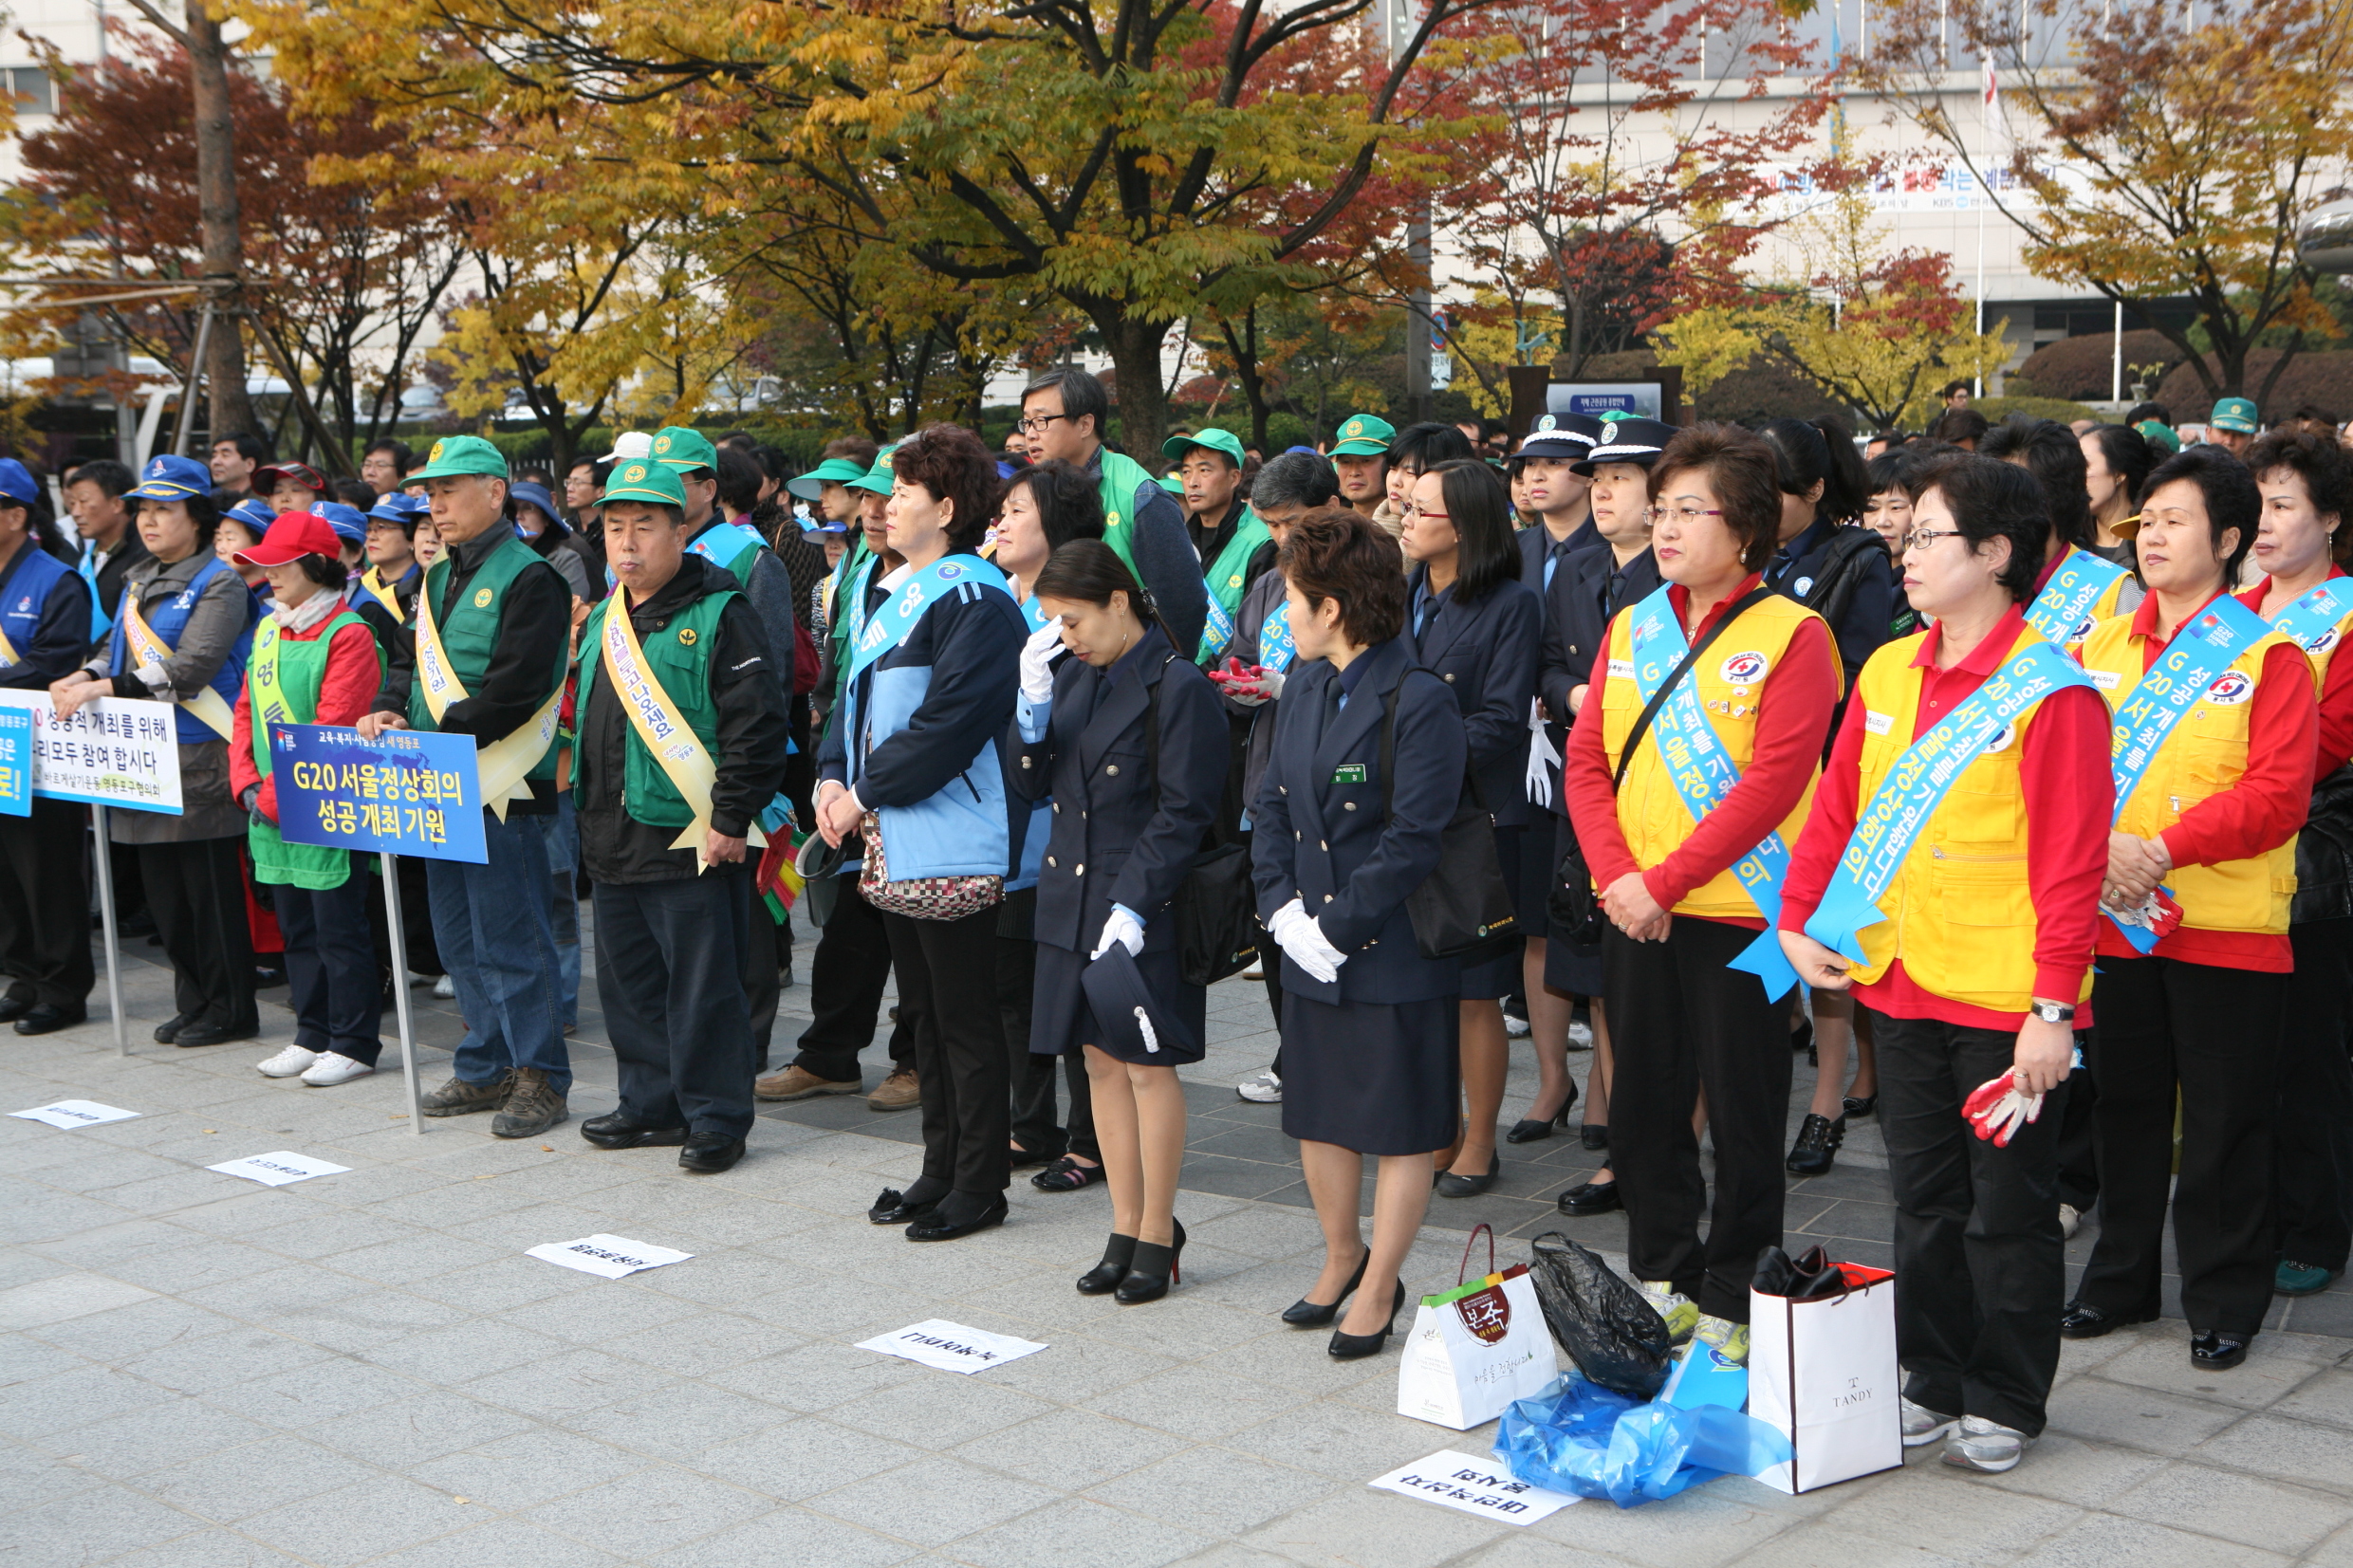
left=1974, top=57, right=1992, bottom=397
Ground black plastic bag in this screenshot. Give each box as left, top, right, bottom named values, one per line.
left=1527, top=1231, right=1673, bottom=1400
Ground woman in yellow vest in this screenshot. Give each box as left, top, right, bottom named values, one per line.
left=226, top=513, right=387, bottom=1086
left=2064, top=447, right=2317, bottom=1372
left=1562, top=424, right=1839, bottom=1364
left=1780, top=453, right=2112, bottom=1473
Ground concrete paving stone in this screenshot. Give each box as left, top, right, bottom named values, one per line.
left=60, top=1524, right=315, bottom=1568
left=595, top=1308, right=801, bottom=1378
left=234, top=1471, right=477, bottom=1566
left=112, top=1168, right=300, bottom=1215
left=5, top=1481, right=212, bottom=1567
left=502, top=1277, right=707, bottom=1346
left=14, top=1217, right=193, bottom=1270
left=560, top=1376, right=796, bottom=1461
left=261, top=1295, right=472, bottom=1358
left=28, top=1293, right=238, bottom=1362
left=461, top=1347, right=658, bottom=1420
left=1215, top=1400, right=1478, bottom=1486
left=136, top=1431, right=386, bottom=1522
left=688, top=1413, right=926, bottom=1500
left=0, top=1363, right=183, bottom=1441
left=358, top=1319, right=571, bottom=1385
left=2027, top=1509, right=2298, bottom=1568
left=2107, top=1460, right=2352, bottom=1554
left=116, top=1327, right=340, bottom=1395
left=954, top=1324, right=1185, bottom=1407
left=1824, top=1461, right=2080, bottom=1556
left=2311, top=1522, right=2353, bottom=1565
left=1965, top=1430, right=2171, bottom=1508
left=803, top=1453, right=1061, bottom=1548
left=950, top=1407, right=1194, bottom=1493
left=323, top=1232, right=510, bottom=1288
left=627, top=1248, right=799, bottom=1309
left=2271, top=1369, right=2353, bottom=1431
left=1239, top=1486, right=1521, bottom=1568
left=0, top=1435, right=108, bottom=1511
left=0, top=1247, right=73, bottom=1294
left=2088, top=1335, right=2325, bottom=1412
left=824, top=1363, right=1063, bottom=1451
left=1080, top=1360, right=1320, bottom=1444
left=643, top=1504, right=924, bottom=1568
left=178, top=1259, right=382, bottom=1316
left=0, top=1270, right=159, bottom=1337
left=701, top=1337, right=929, bottom=1413
left=1460, top=1532, right=1649, bottom=1568
left=1086, top=1446, right=1348, bottom=1538
left=23, top=1148, right=192, bottom=1194
left=2044, top=1374, right=2251, bottom=1457
left=952, top=1494, right=1216, bottom=1568
left=1076, top=1295, right=1315, bottom=1366
left=306, top=1388, right=540, bottom=1470
left=5, top=1335, right=90, bottom=1385
left=345, top=1514, right=634, bottom=1568
left=2182, top=1411, right=2353, bottom=1495
left=404, top=1428, right=647, bottom=1512
left=40, top=1395, right=275, bottom=1482
left=399, top=1253, right=603, bottom=1315
left=242, top=1209, right=433, bottom=1262
left=201, top=1356, right=423, bottom=1430
left=163, top=1189, right=316, bottom=1234
left=1181, top=1205, right=1334, bottom=1263
left=521, top=1461, right=778, bottom=1557
left=100, top=1239, right=293, bottom=1298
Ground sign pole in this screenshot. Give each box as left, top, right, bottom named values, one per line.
left=91, top=804, right=127, bottom=1056
left=380, top=852, right=425, bottom=1135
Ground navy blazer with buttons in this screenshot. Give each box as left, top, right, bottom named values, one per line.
left=1406, top=565, right=1541, bottom=829
left=1011, top=625, right=1225, bottom=957
left=1516, top=519, right=1597, bottom=593
left=1251, top=636, right=1467, bottom=1005
left=1537, top=541, right=1661, bottom=818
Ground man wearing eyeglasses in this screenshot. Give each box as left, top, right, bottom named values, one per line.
left=1017, top=367, right=1209, bottom=657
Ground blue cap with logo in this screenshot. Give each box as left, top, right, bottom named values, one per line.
left=223, top=497, right=276, bottom=535
left=367, top=491, right=427, bottom=526
left=126, top=453, right=213, bottom=501
left=0, top=458, right=39, bottom=508
left=314, top=502, right=370, bottom=545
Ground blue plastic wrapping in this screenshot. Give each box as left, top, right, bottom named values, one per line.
left=1493, top=1374, right=1794, bottom=1508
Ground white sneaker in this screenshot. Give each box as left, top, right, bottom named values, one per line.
left=301, top=1052, right=375, bottom=1087
left=1900, top=1395, right=1959, bottom=1448
left=1637, top=1280, right=1698, bottom=1344
left=1941, top=1414, right=2029, bottom=1472
left=2058, top=1203, right=2082, bottom=1239
left=1566, top=1019, right=1594, bottom=1050
left=1504, top=1014, right=1531, bottom=1038
left=256, top=1044, right=320, bottom=1079
left=432, top=975, right=455, bottom=999
left=1236, top=1070, right=1283, bottom=1104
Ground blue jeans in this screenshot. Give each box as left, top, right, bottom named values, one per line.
left=547, top=792, right=582, bottom=1030
left=427, top=809, right=569, bottom=1094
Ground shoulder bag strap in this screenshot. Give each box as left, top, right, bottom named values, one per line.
left=1608, top=583, right=1776, bottom=793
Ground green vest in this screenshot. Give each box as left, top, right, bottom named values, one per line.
left=1095, top=449, right=1157, bottom=579
left=826, top=534, right=873, bottom=677
left=408, top=533, right=567, bottom=782
left=574, top=585, right=734, bottom=828
left=248, top=610, right=385, bottom=889
left=1197, top=506, right=1272, bottom=664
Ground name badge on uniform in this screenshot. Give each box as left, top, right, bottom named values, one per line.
left=1331, top=763, right=1366, bottom=784
left=1862, top=710, right=1893, bottom=736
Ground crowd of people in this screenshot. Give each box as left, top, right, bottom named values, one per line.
left=2, top=368, right=2347, bottom=1481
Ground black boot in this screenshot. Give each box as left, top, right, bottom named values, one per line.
left=1115, top=1219, right=1185, bottom=1305
left=1786, top=1113, right=1845, bottom=1175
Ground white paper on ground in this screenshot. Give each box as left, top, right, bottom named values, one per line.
left=10, top=1100, right=140, bottom=1130
left=856, top=1319, right=1048, bottom=1375
left=205, top=1151, right=351, bottom=1187
left=1366, top=1450, right=1580, bottom=1525
left=525, top=1234, right=694, bottom=1279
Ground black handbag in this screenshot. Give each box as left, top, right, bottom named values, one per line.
left=1378, top=682, right=1521, bottom=966
left=1142, top=657, right=1261, bottom=987
left=1547, top=586, right=1777, bottom=946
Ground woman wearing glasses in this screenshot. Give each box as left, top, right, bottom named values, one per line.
left=1780, top=453, right=2112, bottom=1474
left=1562, top=425, right=1838, bottom=1365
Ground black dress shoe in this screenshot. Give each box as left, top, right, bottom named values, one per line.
left=1580, top=1124, right=1610, bottom=1152
left=2059, top=1301, right=2158, bottom=1339
left=2190, top=1330, right=2250, bottom=1370
left=1787, top=1113, right=1846, bottom=1175
left=678, top=1133, right=746, bottom=1173
left=580, top=1112, right=688, bottom=1150
left=868, top=1183, right=947, bottom=1225
left=1078, top=1233, right=1137, bottom=1295
left=1842, top=1095, right=1878, bottom=1119
left=174, top=1021, right=257, bottom=1047
left=1328, top=1280, right=1408, bottom=1359
left=907, top=1192, right=1008, bottom=1242
left=1116, top=1218, right=1185, bottom=1304
left=0, top=994, right=33, bottom=1023
left=13, top=1004, right=86, bottom=1036
left=1435, top=1153, right=1502, bottom=1198
left=1557, top=1179, right=1621, bottom=1216
left=1284, top=1247, right=1370, bottom=1327
left=1506, top=1085, right=1579, bottom=1145
left=152, top=1014, right=189, bottom=1043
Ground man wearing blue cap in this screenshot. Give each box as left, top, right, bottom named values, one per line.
left=0, top=455, right=97, bottom=1033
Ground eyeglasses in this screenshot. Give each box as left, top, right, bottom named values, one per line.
left=1014, top=413, right=1071, bottom=435
left=1646, top=506, right=1723, bottom=525
left=1402, top=503, right=1450, bottom=522
left=1903, top=526, right=1965, bottom=550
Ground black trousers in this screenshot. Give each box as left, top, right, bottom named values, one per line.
left=594, top=873, right=758, bottom=1139
left=1870, top=1008, right=2065, bottom=1437
left=792, top=872, right=914, bottom=1083
left=2275, top=919, right=2353, bottom=1271
left=1603, top=916, right=1791, bottom=1320
left=141, top=837, right=256, bottom=1031
left=276, top=869, right=383, bottom=1064
left=0, top=798, right=92, bottom=1007
left=744, top=905, right=781, bottom=1072
left=884, top=905, right=1010, bottom=1196
left=2054, top=1058, right=2100, bottom=1212
left=1001, top=926, right=1099, bottom=1160
left=365, top=853, right=443, bottom=982
left=2083, top=953, right=2285, bottom=1336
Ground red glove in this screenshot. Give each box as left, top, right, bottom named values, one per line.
left=1963, top=1070, right=2046, bottom=1148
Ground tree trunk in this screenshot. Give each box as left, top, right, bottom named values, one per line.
left=183, top=0, right=255, bottom=444
left=1094, top=309, right=1176, bottom=457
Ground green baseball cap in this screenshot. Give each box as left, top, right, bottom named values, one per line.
left=1329, top=413, right=1395, bottom=456
left=413, top=434, right=510, bottom=481
left=2209, top=397, right=2258, bottom=435
left=650, top=426, right=719, bottom=471
left=2138, top=418, right=2182, bottom=454
left=1157, top=472, right=1186, bottom=495
left=601, top=458, right=688, bottom=509
left=1161, top=428, right=1245, bottom=466
left=787, top=457, right=871, bottom=502
left=846, top=444, right=900, bottom=497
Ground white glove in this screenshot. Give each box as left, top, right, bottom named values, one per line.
left=1963, top=1070, right=2046, bottom=1149
left=1524, top=696, right=1560, bottom=809
left=1269, top=897, right=1345, bottom=984
left=1090, top=906, right=1144, bottom=960
left=1254, top=666, right=1286, bottom=702
left=1019, top=619, right=1063, bottom=705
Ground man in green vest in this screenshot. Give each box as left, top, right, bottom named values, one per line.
left=358, top=434, right=575, bottom=1138
left=573, top=460, right=790, bottom=1172
left=1165, top=426, right=1274, bottom=666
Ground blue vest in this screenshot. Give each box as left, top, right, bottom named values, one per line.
left=112, top=555, right=256, bottom=744
left=0, top=546, right=74, bottom=666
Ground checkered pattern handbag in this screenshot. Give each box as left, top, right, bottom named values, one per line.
left=856, top=810, right=1003, bottom=921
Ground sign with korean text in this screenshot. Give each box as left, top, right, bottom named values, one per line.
left=0, top=691, right=181, bottom=814
left=269, top=725, right=487, bottom=864
left=0, top=707, right=28, bottom=817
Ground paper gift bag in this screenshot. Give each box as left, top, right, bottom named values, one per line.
left=1399, top=1227, right=1560, bottom=1430
left=1748, top=1263, right=1901, bottom=1493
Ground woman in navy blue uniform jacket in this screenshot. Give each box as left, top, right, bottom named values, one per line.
left=1253, top=511, right=1469, bottom=1359
left=1013, top=541, right=1226, bottom=1303
left=1401, top=459, right=1541, bottom=1199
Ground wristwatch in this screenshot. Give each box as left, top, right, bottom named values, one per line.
left=2029, top=1000, right=2076, bottom=1025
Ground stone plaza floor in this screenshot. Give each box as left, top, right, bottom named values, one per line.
left=5, top=921, right=2353, bottom=1567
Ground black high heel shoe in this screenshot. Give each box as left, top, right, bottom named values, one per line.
left=1580, top=1123, right=1609, bottom=1153
left=1505, top=1082, right=1580, bottom=1144
left=1077, top=1233, right=1136, bottom=1295
left=1790, top=1015, right=1815, bottom=1056
left=1283, top=1246, right=1370, bottom=1327
left=1435, top=1153, right=1502, bottom=1198
left=1786, top=1113, right=1845, bottom=1175
left=1328, top=1280, right=1408, bottom=1359
left=1842, top=1094, right=1878, bottom=1119
left=1115, top=1218, right=1185, bottom=1305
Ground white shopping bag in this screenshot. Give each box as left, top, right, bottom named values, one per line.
left=1399, top=1227, right=1559, bottom=1430
left=1748, top=1263, right=1902, bottom=1493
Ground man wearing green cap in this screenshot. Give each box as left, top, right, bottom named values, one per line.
left=1328, top=413, right=1395, bottom=520
left=2208, top=397, right=2259, bottom=459
left=1164, top=427, right=1274, bottom=666
left=572, top=459, right=789, bottom=1173
left=359, top=434, right=576, bottom=1137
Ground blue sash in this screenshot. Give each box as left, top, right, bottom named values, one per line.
left=2102, top=592, right=2273, bottom=950
left=844, top=554, right=1013, bottom=686
left=1260, top=600, right=1297, bottom=673
left=686, top=519, right=765, bottom=576
left=1804, top=639, right=2093, bottom=964
left=1020, top=595, right=1051, bottom=634
left=76, top=544, right=114, bottom=645
left=1623, top=587, right=1799, bottom=999
left=2263, top=577, right=2353, bottom=654
left=2025, top=548, right=2129, bottom=644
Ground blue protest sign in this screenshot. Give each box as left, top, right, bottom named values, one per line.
left=0, top=708, right=28, bottom=817
left=268, top=725, right=488, bottom=864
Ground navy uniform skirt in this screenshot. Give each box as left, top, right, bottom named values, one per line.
left=1030, top=941, right=1208, bottom=1066
left=1281, top=992, right=1460, bottom=1154
left=1543, top=812, right=1604, bottom=997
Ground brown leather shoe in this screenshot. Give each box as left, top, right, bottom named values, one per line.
left=754, top=1065, right=862, bottom=1102
left=491, top=1068, right=568, bottom=1138
left=418, top=1071, right=511, bottom=1117
left=868, top=1068, right=920, bottom=1112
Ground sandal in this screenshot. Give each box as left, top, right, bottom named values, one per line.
left=1031, top=1155, right=1104, bottom=1193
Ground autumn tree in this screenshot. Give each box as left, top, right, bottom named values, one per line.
left=1858, top=0, right=2352, bottom=403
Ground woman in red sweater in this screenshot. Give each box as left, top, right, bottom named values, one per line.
left=228, top=513, right=388, bottom=1088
